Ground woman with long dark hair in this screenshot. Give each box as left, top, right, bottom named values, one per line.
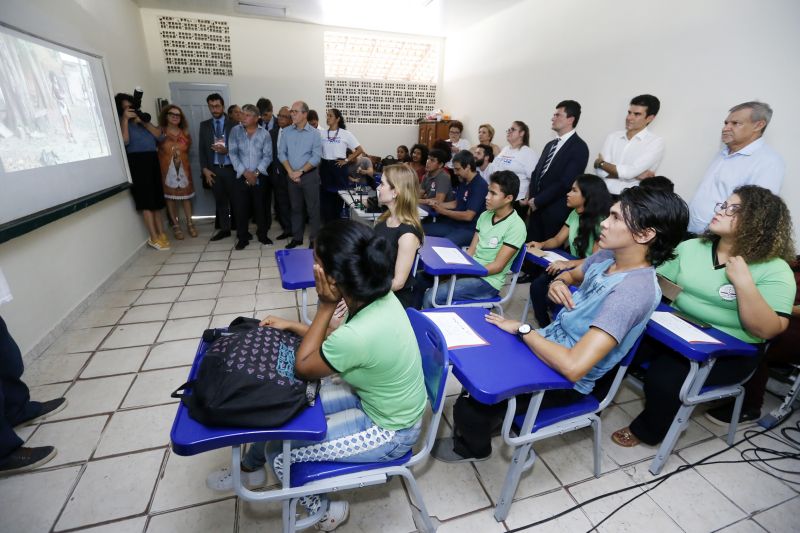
left=527, top=174, right=612, bottom=326
left=319, top=108, right=364, bottom=223
left=157, top=104, right=196, bottom=239
left=207, top=220, right=426, bottom=531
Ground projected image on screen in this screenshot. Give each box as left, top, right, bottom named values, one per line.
left=0, top=33, right=110, bottom=172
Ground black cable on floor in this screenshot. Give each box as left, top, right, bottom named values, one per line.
left=505, top=408, right=798, bottom=533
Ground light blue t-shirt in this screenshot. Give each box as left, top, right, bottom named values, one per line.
left=538, top=249, right=660, bottom=394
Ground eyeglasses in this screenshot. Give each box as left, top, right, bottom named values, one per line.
left=506, top=128, right=520, bottom=133
left=167, top=112, right=181, bottom=117
left=713, top=202, right=741, bottom=217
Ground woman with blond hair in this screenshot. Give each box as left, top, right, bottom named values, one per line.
left=477, top=123, right=501, bottom=156
left=157, top=104, right=196, bottom=239
left=374, top=164, right=424, bottom=308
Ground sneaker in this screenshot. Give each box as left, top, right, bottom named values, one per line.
left=705, top=403, right=760, bottom=426
left=157, top=235, right=171, bottom=250
left=431, top=436, right=490, bottom=463
left=15, top=398, right=68, bottom=427
left=147, top=238, right=165, bottom=250
left=206, top=465, right=266, bottom=492
left=0, top=446, right=57, bottom=476
left=316, top=501, right=349, bottom=531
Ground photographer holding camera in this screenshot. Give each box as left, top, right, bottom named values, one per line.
left=115, top=91, right=170, bottom=250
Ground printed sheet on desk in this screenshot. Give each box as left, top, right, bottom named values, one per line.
left=650, top=311, right=722, bottom=344
left=422, top=311, right=488, bottom=349
left=528, top=248, right=567, bottom=264
left=432, top=246, right=471, bottom=265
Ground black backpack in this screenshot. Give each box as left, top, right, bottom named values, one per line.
left=172, top=317, right=318, bottom=428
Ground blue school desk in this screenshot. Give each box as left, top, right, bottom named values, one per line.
left=275, top=249, right=315, bottom=325
left=524, top=247, right=576, bottom=269
left=418, top=236, right=488, bottom=307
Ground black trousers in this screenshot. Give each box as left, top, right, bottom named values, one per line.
left=452, top=388, right=589, bottom=459
left=210, top=165, right=236, bottom=232
left=288, top=169, right=321, bottom=243
left=1, top=316, right=37, bottom=460
left=319, top=159, right=348, bottom=225
left=231, top=177, right=269, bottom=242
left=629, top=337, right=761, bottom=445
left=270, top=171, right=291, bottom=233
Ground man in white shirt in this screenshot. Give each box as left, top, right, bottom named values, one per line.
left=687, top=101, right=784, bottom=234
left=472, top=144, right=494, bottom=181
left=594, top=94, right=664, bottom=195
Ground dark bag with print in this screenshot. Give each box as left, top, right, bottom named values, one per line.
left=171, top=317, right=318, bottom=427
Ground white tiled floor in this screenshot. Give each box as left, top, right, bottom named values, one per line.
left=1, top=220, right=798, bottom=532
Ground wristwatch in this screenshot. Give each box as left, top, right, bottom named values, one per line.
left=516, top=323, right=532, bottom=338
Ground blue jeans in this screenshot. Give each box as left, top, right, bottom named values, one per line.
left=422, top=276, right=498, bottom=308
left=242, top=379, right=422, bottom=513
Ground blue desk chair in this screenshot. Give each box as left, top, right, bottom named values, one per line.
left=492, top=334, right=644, bottom=521
left=280, top=309, right=450, bottom=532
left=439, top=246, right=527, bottom=315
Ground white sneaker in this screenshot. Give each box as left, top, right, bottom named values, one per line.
left=316, top=501, right=349, bottom=531
left=206, top=465, right=266, bottom=492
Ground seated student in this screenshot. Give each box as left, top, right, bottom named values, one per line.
left=419, top=148, right=453, bottom=206
left=407, top=143, right=428, bottom=182
left=374, top=164, right=424, bottom=309
left=418, top=170, right=527, bottom=308
left=396, top=144, right=411, bottom=163
left=431, top=187, right=689, bottom=462
left=527, top=174, right=612, bottom=327
left=613, top=185, right=796, bottom=447
left=207, top=220, right=426, bottom=532
left=423, top=150, right=489, bottom=247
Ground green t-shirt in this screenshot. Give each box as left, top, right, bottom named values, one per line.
left=565, top=209, right=601, bottom=258
left=474, top=209, right=527, bottom=290
left=321, top=292, right=426, bottom=429
left=657, top=239, right=796, bottom=343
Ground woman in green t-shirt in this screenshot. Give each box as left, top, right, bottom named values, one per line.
left=527, top=174, right=612, bottom=326
left=614, top=185, right=796, bottom=447
left=206, top=220, right=427, bottom=531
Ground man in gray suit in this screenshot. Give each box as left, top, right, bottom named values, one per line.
left=199, top=93, right=237, bottom=241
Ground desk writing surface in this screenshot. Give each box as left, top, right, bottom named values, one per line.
left=170, top=334, right=326, bottom=457
left=424, top=307, right=572, bottom=404
left=525, top=248, right=576, bottom=269
left=275, top=249, right=315, bottom=290
left=646, top=303, right=757, bottom=362
left=419, top=236, right=488, bottom=277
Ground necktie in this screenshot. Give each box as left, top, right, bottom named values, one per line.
left=535, top=139, right=559, bottom=191
left=214, top=120, right=223, bottom=164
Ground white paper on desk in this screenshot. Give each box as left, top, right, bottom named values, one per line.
left=421, top=312, right=488, bottom=349
left=528, top=249, right=565, bottom=264
left=650, top=311, right=722, bottom=344
left=432, top=246, right=471, bottom=265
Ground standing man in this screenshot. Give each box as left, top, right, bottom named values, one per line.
left=279, top=101, right=323, bottom=249
left=594, top=94, right=664, bottom=195
left=525, top=100, right=590, bottom=243
left=687, top=101, right=784, bottom=234
left=270, top=106, right=292, bottom=240
left=257, top=97, right=276, bottom=131
left=228, top=104, right=273, bottom=250
left=199, top=93, right=237, bottom=241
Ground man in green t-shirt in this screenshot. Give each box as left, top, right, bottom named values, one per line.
left=421, top=170, right=527, bottom=308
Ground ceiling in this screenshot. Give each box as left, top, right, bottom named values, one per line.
left=132, top=0, right=523, bottom=37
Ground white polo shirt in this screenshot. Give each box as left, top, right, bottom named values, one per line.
left=596, top=127, right=665, bottom=194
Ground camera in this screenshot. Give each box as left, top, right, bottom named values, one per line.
left=131, top=87, right=152, bottom=123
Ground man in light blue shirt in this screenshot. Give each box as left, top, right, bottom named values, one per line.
left=688, top=101, right=784, bottom=234
left=278, top=100, right=323, bottom=248
left=228, top=104, right=273, bottom=250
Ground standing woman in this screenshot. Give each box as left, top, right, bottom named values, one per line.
left=527, top=174, right=612, bottom=326
left=407, top=143, right=429, bottom=183
left=319, top=108, right=364, bottom=224
left=488, top=121, right=538, bottom=213
left=115, top=93, right=170, bottom=250
left=374, top=165, right=424, bottom=309
left=613, top=185, right=796, bottom=448
left=157, top=104, right=196, bottom=239
left=477, top=123, right=501, bottom=156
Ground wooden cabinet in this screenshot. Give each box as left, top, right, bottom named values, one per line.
left=418, top=120, right=452, bottom=149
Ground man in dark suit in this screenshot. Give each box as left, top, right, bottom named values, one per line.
left=270, top=106, right=292, bottom=239
left=524, top=100, right=590, bottom=243
left=199, top=93, right=238, bottom=241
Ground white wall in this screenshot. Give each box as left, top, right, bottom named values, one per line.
left=138, top=8, right=442, bottom=157
left=441, top=0, right=800, bottom=240
left=0, top=0, right=155, bottom=355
